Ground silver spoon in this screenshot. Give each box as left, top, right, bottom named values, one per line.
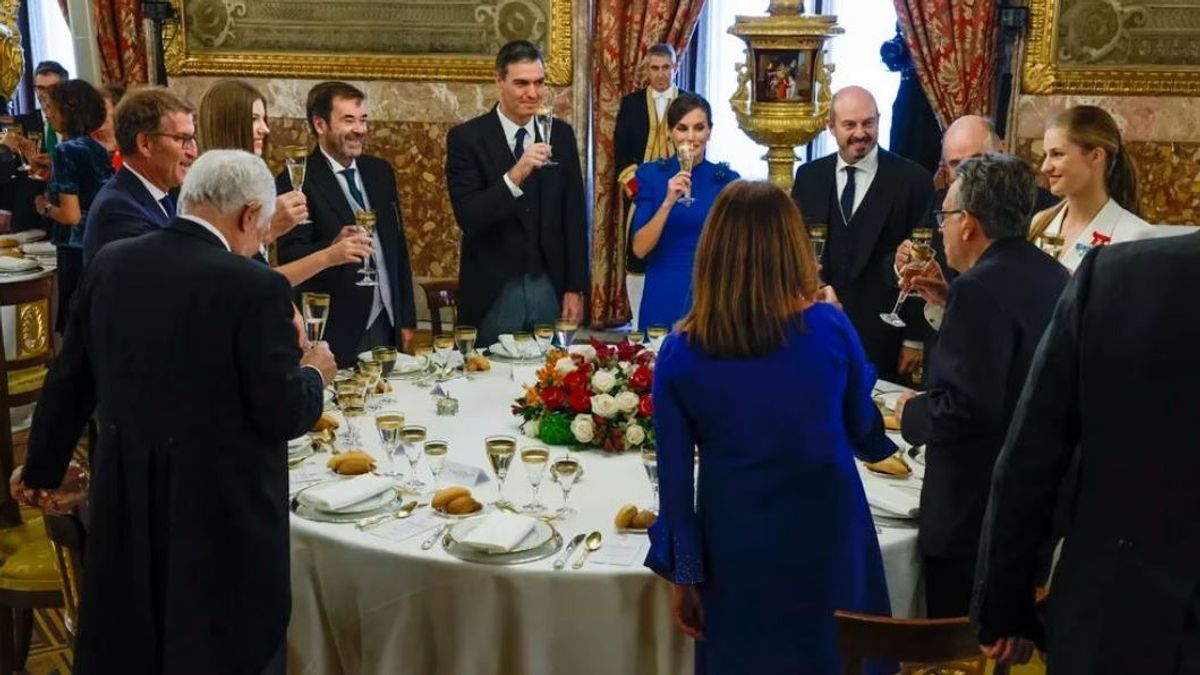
left=571, top=531, right=603, bottom=570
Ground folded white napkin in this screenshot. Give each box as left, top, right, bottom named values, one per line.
left=862, top=480, right=920, bottom=519
left=435, top=352, right=464, bottom=368
left=457, top=513, right=537, bottom=553
left=393, top=352, right=422, bottom=372
left=21, top=241, right=54, bottom=255
left=298, top=474, right=393, bottom=512
left=5, top=229, right=45, bottom=243
left=497, top=334, right=519, bottom=357
left=0, top=256, right=39, bottom=272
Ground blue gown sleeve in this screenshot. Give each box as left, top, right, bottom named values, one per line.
left=834, top=307, right=898, bottom=463
left=630, top=163, right=660, bottom=240
left=644, top=333, right=703, bottom=585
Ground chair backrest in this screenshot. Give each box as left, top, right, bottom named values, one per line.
left=835, top=610, right=1000, bottom=675
left=42, top=512, right=84, bottom=641
left=420, top=279, right=459, bottom=337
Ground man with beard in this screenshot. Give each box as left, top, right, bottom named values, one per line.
left=276, top=81, right=417, bottom=367
left=791, top=86, right=932, bottom=382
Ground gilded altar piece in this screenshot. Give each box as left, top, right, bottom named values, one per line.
left=164, top=0, right=573, bottom=85
left=1024, top=0, right=1200, bottom=94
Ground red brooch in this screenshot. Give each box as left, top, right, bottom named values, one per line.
left=1090, top=231, right=1112, bottom=247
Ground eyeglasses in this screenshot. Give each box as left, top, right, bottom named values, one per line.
left=934, top=209, right=966, bottom=229
left=148, top=132, right=198, bottom=148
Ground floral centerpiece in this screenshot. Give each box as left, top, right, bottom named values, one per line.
left=512, top=337, right=656, bottom=453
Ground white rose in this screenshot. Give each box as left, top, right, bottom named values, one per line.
left=572, top=344, right=597, bottom=363
left=591, top=369, right=617, bottom=394
left=570, top=414, right=595, bottom=443
left=615, top=390, right=640, bottom=414
left=619, top=361, right=635, bottom=376
left=591, top=393, right=620, bottom=418
left=624, top=423, right=646, bottom=447
left=555, top=357, right=577, bottom=374
left=522, top=419, right=540, bottom=439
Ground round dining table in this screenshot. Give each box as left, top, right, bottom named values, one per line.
left=286, top=361, right=923, bottom=675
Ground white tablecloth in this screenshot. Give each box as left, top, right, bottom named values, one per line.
left=287, top=365, right=923, bottom=674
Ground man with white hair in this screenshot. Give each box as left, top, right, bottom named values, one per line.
left=13, top=150, right=335, bottom=674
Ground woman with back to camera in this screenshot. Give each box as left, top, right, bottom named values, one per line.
left=645, top=180, right=896, bottom=674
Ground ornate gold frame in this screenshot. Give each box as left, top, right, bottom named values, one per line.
left=164, top=0, right=574, bottom=85
left=1024, top=0, right=1200, bottom=95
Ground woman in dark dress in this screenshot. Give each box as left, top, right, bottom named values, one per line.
left=645, top=181, right=896, bottom=674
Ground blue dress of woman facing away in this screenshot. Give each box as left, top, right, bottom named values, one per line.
left=630, top=93, right=738, bottom=331
left=644, top=181, right=897, bottom=674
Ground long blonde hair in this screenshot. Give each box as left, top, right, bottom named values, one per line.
left=678, top=180, right=820, bottom=358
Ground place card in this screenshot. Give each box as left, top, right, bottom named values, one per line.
left=588, top=538, right=647, bottom=567
left=439, top=460, right=490, bottom=487
left=369, top=510, right=441, bottom=543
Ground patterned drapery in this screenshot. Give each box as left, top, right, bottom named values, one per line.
left=590, top=0, right=706, bottom=328
left=893, top=0, right=998, bottom=130
left=92, top=0, right=149, bottom=85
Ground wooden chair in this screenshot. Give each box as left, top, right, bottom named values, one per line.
left=419, top=279, right=459, bottom=337
left=42, top=513, right=83, bottom=643
left=835, top=610, right=1010, bottom=675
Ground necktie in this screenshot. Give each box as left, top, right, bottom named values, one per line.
left=159, top=194, right=176, bottom=219
left=341, top=168, right=366, bottom=210
left=514, top=127, right=527, bottom=160
left=840, top=166, right=857, bottom=223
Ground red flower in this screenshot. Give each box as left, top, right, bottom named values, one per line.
left=638, top=394, right=654, bottom=417
left=541, top=386, right=566, bottom=411
left=568, top=388, right=591, bottom=413
left=563, top=370, right=588, bottom=391
left=636, top=350, right=656, bottom=366
left=616, top=340, right=644, bottom=362
left=629, top=365, right=653, bottom=392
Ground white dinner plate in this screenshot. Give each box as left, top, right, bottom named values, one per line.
left=447, top=516, right=554, bottom=555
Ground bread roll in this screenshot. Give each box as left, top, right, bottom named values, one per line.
left=866, top=454, right=911, bottom=477
left=466, top=354, right=491, bottom=372
left=327, top=451, right=376, bottom=475
left=432, top=486, right=471, bottom=510
left=613, top=504, right=637, bottom=529
left=632, top=510, right=657, bottom=529
left=312, top=411, right=340, bottom=432
left=0, top=239, right=19, bottom=249
left=445, top=495, right=481, bottom=515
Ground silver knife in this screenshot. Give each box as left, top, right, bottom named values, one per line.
left=421, top=524, right=449, bottom=550
left=553, top=533, right=587, bottom=570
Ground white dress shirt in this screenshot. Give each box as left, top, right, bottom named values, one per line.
left=178, top=213, right=230, bottom=252
left=835, top=146, right=879, bottom=221
left=124, top=164, right=170, bottom=217
left=1040, top=197, right=1155, bottom=273
left=497, top=107, right=539, bottom=199
left=652, top=85, right=677, bottom=123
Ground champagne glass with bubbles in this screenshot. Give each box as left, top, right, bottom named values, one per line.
left=284, top=145, right=311, bottom=225
left=880, top=228, right=935, bottom=328
left=355, top=210, right=378, bottom=287
left=535, top=90, right=558, bottom=167
left=301, top=292, right=330, bottom=347
left=676, top=141, right=696, bottom=206
left=485, top=435, right=517, bottom=507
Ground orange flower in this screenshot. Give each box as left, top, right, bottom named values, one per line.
left=523, top=387, right=541, bottom=406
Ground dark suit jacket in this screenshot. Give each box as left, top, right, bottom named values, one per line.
left=275, top=150, right=417, bottom=368
left=973, top=233, right=1200, bottom=673
left=445, top=107, right=588, bottom=326
left=901, top=238, right=1068, bottom=558
left=4, top=110, right=47, bottom=232
left=792, top=149, right=933, bottom=381
left=24, top=218, right=324, bottom=674
left=81, top=166, right=171, bottom=265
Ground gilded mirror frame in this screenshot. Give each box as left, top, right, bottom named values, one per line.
left=164, top=0, right=573, bottom=85
left=1023, top=0, right=1200, bottom=95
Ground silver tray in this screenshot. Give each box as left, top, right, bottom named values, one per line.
left=441, top=528, right=563, bottom=565
left=290, top=482, right=399, bottom=524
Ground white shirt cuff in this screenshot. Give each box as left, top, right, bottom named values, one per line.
left=924, top=304, right=944, bottom=331
left=902, top=340, right=923, bottom=350
left=503, top=173, right=524, bottom=198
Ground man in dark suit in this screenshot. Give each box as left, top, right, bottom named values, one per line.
left=971, top=233, right=1200, bottom=672
left=791, top=86, right=932, bottom=382
left=82, top=86, right=197, bottom=264
left=446, top=41, right=588, bottom=346
left=4, top=60, right=66, bottom=232
left=276, top=81, right=417, bottom=368
left=13, top=150, right=335, bottom=674
left=892, top=154, right=1069, bottom=618
left=614, top=43, right=683, bottom=287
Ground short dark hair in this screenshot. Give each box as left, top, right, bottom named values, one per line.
left=46, top=80, right=106, bottom=138
left=99, top=83, right=126, bottom=106
left=646, top=44, right=677, bottom=62
left=34, top=61, right=68, bottom=79
left=306, top=81, right=365, bottom=134
left=114, top=86, right=195, bottom=155
left=954, top=153, right=1037, bottom=240
left=666, top=93, right=712, bottom=129
left=495, top=40, right=544, bottom=78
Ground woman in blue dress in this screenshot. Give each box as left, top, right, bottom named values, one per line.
left=630, top=93, right=738, bottom=330
left=645, top=181, right=896, bottom=674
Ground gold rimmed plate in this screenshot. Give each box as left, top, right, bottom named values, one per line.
left=446, top=516, right=555, bottom=555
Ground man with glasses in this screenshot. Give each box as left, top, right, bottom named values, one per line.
left=891, top=154, right=1069, bottom=618
left=83, top=86, right=197, bottom=265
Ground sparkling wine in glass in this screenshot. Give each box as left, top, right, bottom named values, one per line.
left=372, top=346, right=398, bottom=377
left=676, top=141, right=695, bottom=206
left=554, top=319, right=577, bottom=349
left=550, top=457, right=582, bottom=518
left=485, top=435, right=517, bottom=507
left=880, top=238, right=936, bottom=328
left=400, top=425, right=428, bottom=492
left=454, top=325, right=477, bottom=379
left=424, top=440, right=448, bottom=487
left=647, top=324, right=669, bottom=351
left=627, top=330, right=645, bottom=345
left=808, top=224, right=828, bottom=259
left=301, top=292, right=331, bottom=346
left=354, top=210, right=378, bottom=287
left=641, top=449, right=660, bottom=512
left=520, top=446, right=550, bottom=514
left=375, top=413, right=405, bottom=478
left=283, top=145, right=311, bottom=225
left=535, top=95, right=558, bottom=167
left=533, top=324, right=554, bottom=353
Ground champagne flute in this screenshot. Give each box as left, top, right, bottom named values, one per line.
left=338, top=387, right=367, bottom=448
left=533, top=324, right=554, bottom=354
left=880, top=233, right=936, bottom=328
left=400, top=425, right=428, bottom=492
left=520, top=446, right=550, bottom=514
left=808, top=224, right=828, bottom=259
left=454, top=325, right=477, bottom=380
left=676, top=141, right=695, bottom=206
left=513, top=331, right=534, bottom=358
left=358, top=359, right=383, bottom=411
left=484, top=435, right=517, bottom=507
left=301, top=292, right=331, bottom=346
left=647, top=324, right=669, bottom=351
left=627, top=330, right=645, bottom=345
left=433, top=334, right=456, bottom=379
left=354, top=210, right=378, bottom=287
left=375, top=413, right=405, bottom=479
left=424, top=440, right=448, bottom=488
left=284, top=145, right=311, bottom=225
left=550, top=457, right=582, bottom=518
left=554, top=319, right=577, bottom=349
left=642, top=448, right=660, bottom=512
left=372, top=346, right=398, bottom=378
left=535, top=91, right=558, bottom=167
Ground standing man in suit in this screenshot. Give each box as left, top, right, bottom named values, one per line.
left=5, top=60, right=66, bottom=231
left=892, top=154, right=1069, bottom=618
left=446, top=40, right=588, bottom=346
left=276, top=81, right=417, bottom=367
left=12, top=150, right=335, bottom=674
left=972, top=232, right=1200, bottom=673
left=791, top=86, right=932, bottom=382
left=82, top=87, right=197, bottom=264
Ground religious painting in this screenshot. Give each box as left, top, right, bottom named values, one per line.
left=1024, top=0, right=1200, bottom=94
left=752, top=49, right=814, bottom=103
left=164, top=0, right=573, bottom=85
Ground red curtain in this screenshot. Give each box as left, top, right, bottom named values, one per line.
left=893, top=0, right=998, bottom=130
left=590, top=0, right=706, bottom=328
left=92, top=0, right=149, bottom=85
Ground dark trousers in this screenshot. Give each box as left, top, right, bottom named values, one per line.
left=261, top=639, right=286, bottom=675
left=924, top=554, right=977, bottom=618
left=356, top=313, right=395, bottom=354
left=55, top=245, right=83, bottom=333
left=1180, top=589, right=1200, bottom=674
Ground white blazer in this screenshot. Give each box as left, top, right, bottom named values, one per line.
left=1038, top=198, right=1155, bottom=272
